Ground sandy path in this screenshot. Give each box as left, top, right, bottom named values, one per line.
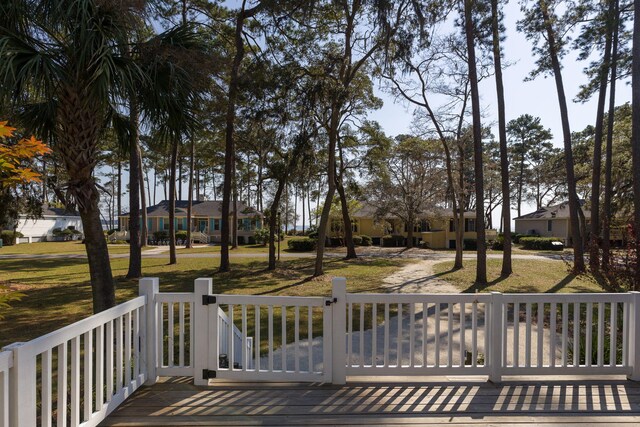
left=382, top=259, right=459, bottom=293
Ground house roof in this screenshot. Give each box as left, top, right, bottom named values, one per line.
left=121, top=200, right=263, bottom=218
left=19, top=204, right=80, bottom=218
left=351, top=202, right=474, bottom=220
left=514, top=200, right=590, bottom=220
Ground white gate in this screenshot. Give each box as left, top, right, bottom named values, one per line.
left=199, top=289, right=334, bottom=383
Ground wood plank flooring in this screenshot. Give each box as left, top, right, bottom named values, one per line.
left=101, top=376, right=640, bottom=426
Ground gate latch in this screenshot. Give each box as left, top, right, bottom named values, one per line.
left=202, top=369, right=217, bottom=379
left=202, top=295, right=217, bottom=305
left=325, top=297, right=337, bottom=306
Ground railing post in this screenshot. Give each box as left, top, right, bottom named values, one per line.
left=194, top=278, right=213, bottom=386
left=488, top=292, right=503, bottom=383
left=331, top=277, right=347, bottom=385
left=139, top=277, right=159, bottom=385
left=628, top=291, right=640, bottom=381
left=5, top=342, right=36, bottom=427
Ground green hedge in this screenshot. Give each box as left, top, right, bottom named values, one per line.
left=382, top=235, right=404, bottom=247
left=491, top=235, right=504, bottom=250
left=1, top=230, right=23, bottom=246
left=463, top=239, right=477, bottom=250
left=352, top=235, right=362, bottom=246
left=360, top=235, right=372, bottom=246
left=519, top=236, right=563, bottom=250
left=287, top=237, right=317, bottom=252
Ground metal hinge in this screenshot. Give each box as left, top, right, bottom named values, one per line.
left=325, top=297, right=337, bottom=306
left=202, top=295, right=216, bottom=305
left=202, top=369, right=217, bottom=379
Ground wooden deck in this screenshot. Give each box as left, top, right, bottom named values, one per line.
left=101, top=376, right=640, bottom=426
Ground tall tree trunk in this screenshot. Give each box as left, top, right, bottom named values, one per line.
left=220, top=5, right=259, bottom=271
left=589, top=1, right=614, bottom=271
left=117, top=161, right=122, bottom=228
left=168, top=138, right=179, bottom=265
left=178, top=156, right=183, bottom=201
left=138, top=144, right=147, bottom=248
left=314, top=106, right=339, bottom=277
left=456, top=147, right=465, bottom=266
left=407, top=217, right=415, bottom=249
left=492, top=0, right=512, bottom=277
left=602, top=0, right=619, bottom=270
left=464, top=0, right=487, bottom=285
left=539, top=0, right=585, bottom=273
left=631, top=0, right=640, bottom=290
left=336, top=176, right=357, bottom=259
left=186, top=137, right=195, bottom=249
left=302, top=188, right=306, bottom=234
left=126, top=96, right=142, bottom=279
left=232, top=159, right=238, bottom=249
left=269, top=179, right=287, bottom=270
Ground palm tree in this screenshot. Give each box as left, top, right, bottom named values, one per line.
left=0, top=0, right=205, bottom=311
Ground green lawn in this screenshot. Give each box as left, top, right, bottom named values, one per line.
left=432, top=258, right=604, bottom=293
left=0, top=241, right=151, bottom=255
left=0, top=256, right=407, bottom=347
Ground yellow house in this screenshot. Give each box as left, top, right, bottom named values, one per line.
left=328, top=204, right=497, bottom=249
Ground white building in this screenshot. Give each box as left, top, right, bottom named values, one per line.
left=14, top=205, right=83, bottom=243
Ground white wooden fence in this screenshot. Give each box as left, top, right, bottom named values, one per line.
left=2, top=276, right=640, bottom=426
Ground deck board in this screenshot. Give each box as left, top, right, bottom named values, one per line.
left=101, top=376, right=640, bottom=426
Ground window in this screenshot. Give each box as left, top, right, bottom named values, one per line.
left=351, top=220, right=358, bottom=233
left=465, top=218, right=476, bottom=232
left=547, top=220, right=553, bottom=232
left=449, top=219, right=456, bottom=232
left=213, top=219, right=221, bottom=231
left=330, top=220, right=342, bottom=233
left=177, top=219, right=184, bottom=230
left=163, top=218, right=169, bottom=230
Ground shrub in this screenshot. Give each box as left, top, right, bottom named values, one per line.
left=153, top=230, right=169, bottom=242
left=1, top=230, right=23, bottom=246
left=175, top=230, right=188, bottom=241
left=463, top=239, right=477, bottom=250
left=308, top=230, right=319, bottom=239
left=360, top=235, right=372, bottom=246
left=254, top=228, right=269, bottom=245
left=287, top=237, right=317, bottom=251
left=520, top=236, right=563, bottom=251
left=329, top=237, right=343, bottom=247
left=382, top=235, right=404, bottom=247
left=352, top=235, right=363, bottom=246
left=491, top=235, right=504, bottom=251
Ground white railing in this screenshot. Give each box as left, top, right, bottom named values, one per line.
left=3, top=277, right=640, bottom=426
left=344, top=293, right=492, bottom=376
left=4, top=296, right=146, bottom=427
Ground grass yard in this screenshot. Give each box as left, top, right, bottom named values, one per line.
left=175, top=237, right=309, bottom=254
left=0, top=255, right=407, bottom=348
left=0, top=240, right=151, bottom=255
left=432, top=258, right=604, bottom=293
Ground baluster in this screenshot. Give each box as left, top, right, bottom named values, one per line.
left=513, top=303, right=519, bottom=368
left=471, top=302, right=477, bottom=368
left=116, top=316, right=123, bottom=389
left=610, top=302, right=617, bottom=367
left=562, top=302, right=568, bottom=367
left=106, top=321, right=113, bottom=400
left=409, top=303, right=415, bottom=368
left=294, top=306, right=299, bottom=373
left=597, top=302, right=604, bottom=367
left=397, top=303, right=403, bottom=367
left=179, top=303, right=185, bottom=367
left=537, top=303, right=543, bottom=367
left=84, top=329, right=93, bottom=420
left=348, top=303, right=353, bottom=368
left=586, top=302, right=593, bottom=367
left=360, top=303, right=365, bottom=368
left=573, top=303, right=580, bottom=367
left=384, top=304, right=390, bottom=368
left=447, top=303, right=453, bottom=367
left=550, top=303, right=556, bottom=368
left=70, top=336, right=80, bottom=426
left=281, top=305, right=287, bottom=372
left=525, top=303, right=532, bottom=368
left=167, top=304, right=174, bottom=368
left=308, top=306, right=313, bottom=372
left=255, top=305, right=261, bottom=373
left=230, top=305, right=236, bottom=371
left=125, top=312, right=132, bottom=384
left=96, top=324, right=104, bottom=411
left=372, top=304, right=377, bottom=367
left=57, top=342, right=67, bottom=426
left=435, top=303, right=440, bottom=368
left=267, top=305, right=273, bottom=372
left=423, top=302, right=428, bottom=368
left=460, top=302, right=466, bottom=367
left=42, top=349, right=52, bottom=427
left=243, top=305, right=248, bottom=371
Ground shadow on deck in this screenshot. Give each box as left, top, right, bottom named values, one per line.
left=101, top=376, right=640, bottom=425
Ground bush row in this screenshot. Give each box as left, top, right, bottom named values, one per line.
left=519, top=236, right=563, bottom=250
left=287, top=237, right=317, bottom=251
